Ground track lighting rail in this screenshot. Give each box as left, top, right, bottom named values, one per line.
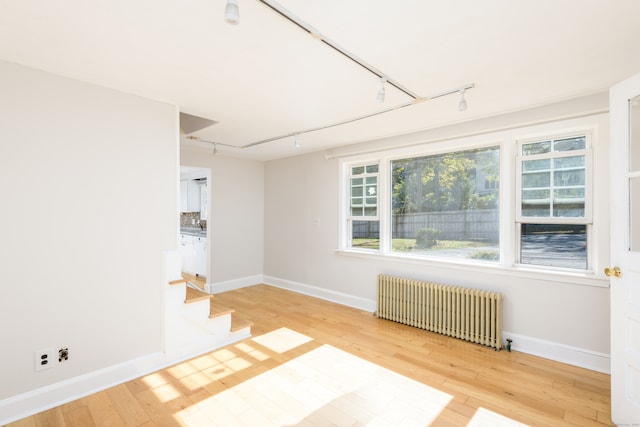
left=257, top=0, right=419, bottom=100
left=188, top=83, right=474, bottom=150
left=208, top=0, right=476, bottom=152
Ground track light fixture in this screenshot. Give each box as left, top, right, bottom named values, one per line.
left=458, top=89, right=467, bottom=111
left=376, top=77, right=386, bottom=103
left=214, top=1, right=477, bottom=150
left=225, top=0, right=239, bottom=25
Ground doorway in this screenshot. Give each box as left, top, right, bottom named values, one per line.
left=179, top=165, right=210, bottom=292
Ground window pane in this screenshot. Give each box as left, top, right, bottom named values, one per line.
left=522, top=159, right=550, bottom=172
left=522, top=189, right=550, bottom=200
left=522, top=187, right=550, bottom=216
left=350, top=175, right=363, bottom=215
left=554, top=155, right=584, bottom=170
left=522, top=172, right=550, bottom=188
left=522, top=141, right=551, bottom=155
left=351, top=220, right=379, bottom=250
left=554, top=136, right=586, bottom=152
left=350, top=166, right=378, bottom=219
left=390, top=146, right=500, bottom=262
left=521, top=150, right=586, bottom=219
left=554, top=170, right=584, bottom=187
left=520, top=224, right=587, bottom=269
left=366, top=164, right=379, bottom=173
left=631, top=176, right=640, bottom=251
left=631, top=96, right=640, bottom=171
left=521, top=204, right=550, bottom=217
left=553, top=179, right=585, bottom=216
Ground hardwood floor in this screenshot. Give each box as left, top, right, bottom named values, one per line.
left=7, top=284, right=613, bottom=426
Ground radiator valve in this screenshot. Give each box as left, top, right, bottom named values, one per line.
left=505, top=338, right=512, bottom=352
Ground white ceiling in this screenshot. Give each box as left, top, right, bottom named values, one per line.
left=1, top=0, right=639, bottom=160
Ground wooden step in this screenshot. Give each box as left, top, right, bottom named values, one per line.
left=185, top=286, right=213, bottom=304
left=230, top=315, right=253, bottom=332
left=209, top=303, right=235, bottom=319
left=182, top=286, right=252, bottom=333
left=169, top=278, right=188, bottom=285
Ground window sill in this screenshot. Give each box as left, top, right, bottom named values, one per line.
left=334, top=248, right=610, bottom=288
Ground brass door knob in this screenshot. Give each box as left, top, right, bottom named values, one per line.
left=604, top=266, right=623, bottom=278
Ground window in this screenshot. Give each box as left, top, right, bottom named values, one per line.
left=516, top=135, right=591, bottom=269
left=348, top=163, right=379, bottom=250
left=339, top=125, right=597, bottom=275
left=390, top=147, right=500, bottom=261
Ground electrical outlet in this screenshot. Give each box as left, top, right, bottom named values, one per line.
left=58, top=347, right=69, bottom=362
left=35, top=347, right=55, bottom=371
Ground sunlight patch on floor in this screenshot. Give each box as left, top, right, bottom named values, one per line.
left=174, top=344, right=453, bottom=426
left=251, top=327, right=314, bottom=353
left=159, top=348, right=256, bottom=397
left=211, top=348, right=239, bottom=362
left=467, top=407, right=530, bottom=427
left=152, top=383, right=182, bottom=403
left=234, top=342, right=270, bottom=361
left=141, top=372, right=169, bottom=389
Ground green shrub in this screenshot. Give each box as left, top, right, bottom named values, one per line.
left=415, top=228, right=440, bottom=249
left=469, top=250, right=499, bottom=261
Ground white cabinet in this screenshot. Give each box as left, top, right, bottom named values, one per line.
left=180, top=179, right=201, bottom=213
left=180, top=180, right=188, bottom=212
left=180, top=233, right=206, bottom=277
left=193, top=236, right=206, bottom=277
left=179, top=234, right=194, bottom=274
left=187, top=180, right=200, bottom=212
left=199, top=182, right=208, bottom=220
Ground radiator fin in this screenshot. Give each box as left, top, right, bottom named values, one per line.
left=376, top=274, right=503, bottom=350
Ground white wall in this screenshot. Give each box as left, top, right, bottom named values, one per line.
left=0, top=61, right=178, bottom=400
left=180, top=148, right=264, bottom=286
left=264, top=94, right=611, bottom=372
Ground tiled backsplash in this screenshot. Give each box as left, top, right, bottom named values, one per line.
left=180, top=212, right=206, bottom=229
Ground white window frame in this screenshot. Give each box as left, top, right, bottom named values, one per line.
left=345, top=162, right=380, bottom=251
left=514, top=132, right=593, bottom=270
left=336, top=115, right=606, bottom=286
left=515, top=132, right=592, bottom=224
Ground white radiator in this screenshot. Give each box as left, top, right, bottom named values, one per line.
left=376, top=274, right=503, bottom=350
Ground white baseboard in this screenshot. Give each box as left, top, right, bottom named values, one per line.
left=502, top=331, right=610, bottom=374
left=0, top=337, right=247, bottom=425
left=263, top=276, right=377, bottom=312
left=206, top=274, right=264, bottom=294
left=3, top=278, right=609, bottom=424
left=264, top=276, right=610, bottom=374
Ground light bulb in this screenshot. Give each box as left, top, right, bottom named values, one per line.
left=225, top=0, right=239, bottom=25
left=458, top=89, right=467, bottom=111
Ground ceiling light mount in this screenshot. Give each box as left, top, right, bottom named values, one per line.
left=376, top=77, right=387, bottom=103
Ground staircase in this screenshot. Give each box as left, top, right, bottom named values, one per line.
left=163, top=252, right=252, bottom=359
left=182, top=282, right=253, bottom=334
